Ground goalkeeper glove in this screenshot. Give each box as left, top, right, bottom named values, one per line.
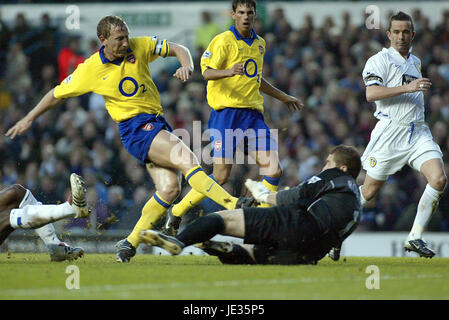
left=245, top=179, right=272, bottom=204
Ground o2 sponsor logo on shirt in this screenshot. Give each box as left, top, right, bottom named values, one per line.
left=119, top=76, right=147, bottom=97
left=243, top=59, right=260, bottom=82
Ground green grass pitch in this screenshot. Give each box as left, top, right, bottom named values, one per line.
left=1, top=253, right=448, bottom=300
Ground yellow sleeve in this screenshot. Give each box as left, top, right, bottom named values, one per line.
left=146, top=36, right=170, bottom=62
left=53, top=62, right=92, bottom=99
left=200, top=36, right=226, bottom=74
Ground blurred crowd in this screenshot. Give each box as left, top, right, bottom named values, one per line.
left=1, top=7, right=449, bottom=233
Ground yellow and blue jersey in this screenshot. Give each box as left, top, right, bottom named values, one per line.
left=53, top=36, right=169, bottom=123
left=200, top=26, right=265, bottom=113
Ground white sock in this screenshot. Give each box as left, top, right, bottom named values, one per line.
left=408, top=184, right=443, bottom=241
left=359, top=185, right=368, bottom=207
left=34, top=224, right=61, bottom=246
left=10, top=202, right=76, bottom=230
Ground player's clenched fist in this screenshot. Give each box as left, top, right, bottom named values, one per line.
left=173, top=66, right=193, bottom=82
left=406, top=78, right=432, bottom=93
left=245, top=179, right=272, bottom=204
left=227, top=63, right=244, bottom=77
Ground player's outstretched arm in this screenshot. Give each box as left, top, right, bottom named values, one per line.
left=168, top=42, right=194, bottom=82
left=203, top=63, right=244, bottom=81
left=366, top=78, right=432, bottom=102
left=260, top=77, right=303, bottom=111
left=5, top=88, right=62, bottom=139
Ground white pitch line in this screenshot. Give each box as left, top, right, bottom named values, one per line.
left=1, top=273, right=447, bottom=298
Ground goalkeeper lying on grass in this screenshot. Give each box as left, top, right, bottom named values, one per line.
left=139, top=145, right=362, bottom=265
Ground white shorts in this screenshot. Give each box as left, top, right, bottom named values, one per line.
left=361, top=119, right=443, bottom=181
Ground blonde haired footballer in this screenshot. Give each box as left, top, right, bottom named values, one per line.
left=162, top=0, right=303, bottom=234
left=6, top=15, right=248, bottom=263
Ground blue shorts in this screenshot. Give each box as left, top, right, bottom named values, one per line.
left=208, top=108, right=278, bottom=159
left=118, top=113, right=173, bottom=164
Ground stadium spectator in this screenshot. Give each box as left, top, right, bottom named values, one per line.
left=195, top=11, right=221, bottom=52
left=0, top=10, right=11, bottom=76
left=57, top=36, right=85, bottom=82
left=5, top=42, right=31, bottom=96
left=10, top=13, right=31, bottom=49
left=28, top=13, right=59, bottom=82
left=102, top=185, right=128, bottom=230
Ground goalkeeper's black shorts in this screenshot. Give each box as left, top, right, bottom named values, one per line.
left=242, top=206, right=320, bottom=250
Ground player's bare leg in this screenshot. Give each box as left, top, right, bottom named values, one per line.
left=249, top=150, right=282, bottom=207
left=117, top=164, right=181, bottom=262
left=169, top=157, right=233, bottom=216
left=212, top=160, right=233, bottom=186
left=147, top=130, right=238, bottom=210
left=164, top=157, right=253, bottom=236
left=405, top=158, right=447, bottom=258
left=152, top=165, right=183, bottom=236
left=359, top=174, right=386, bottom=204
left=0, top=185, right=27, bottom=244
left=0, top=212, right=14, bottom=245
left=216, top=209, right=245, bottom=237
left=249, top=150, right=282, bottom=179
left=0, top=184, right=27, bottom=212
left=421, top=158, right=447, bottom=192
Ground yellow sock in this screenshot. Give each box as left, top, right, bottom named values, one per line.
left=185, top=166, right=237, bottom=210
left=258, top=176, right=280, bottom=208
left=172, top=189, right=205, bottom=217
left=127, top=192, right=170, bottom=248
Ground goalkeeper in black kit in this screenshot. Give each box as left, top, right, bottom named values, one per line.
left=139, top=145, right=362, bottom=265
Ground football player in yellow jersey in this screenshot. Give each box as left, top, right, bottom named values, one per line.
left=164, top=0, right=303, bottom=234
left=6, top=15, right=250, bottom=263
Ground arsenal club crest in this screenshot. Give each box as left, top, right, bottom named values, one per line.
left=127, top=54, right=136, bottom=64
left=214, top=140, right=222, bottom=152
left=142, top=123, right=154, bottom=131
left=258, top=45, right=264, bottom=54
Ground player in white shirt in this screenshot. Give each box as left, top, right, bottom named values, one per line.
left=0, top=173, right=91, bottom=261
left=359, top=12, right=447, bottom=258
